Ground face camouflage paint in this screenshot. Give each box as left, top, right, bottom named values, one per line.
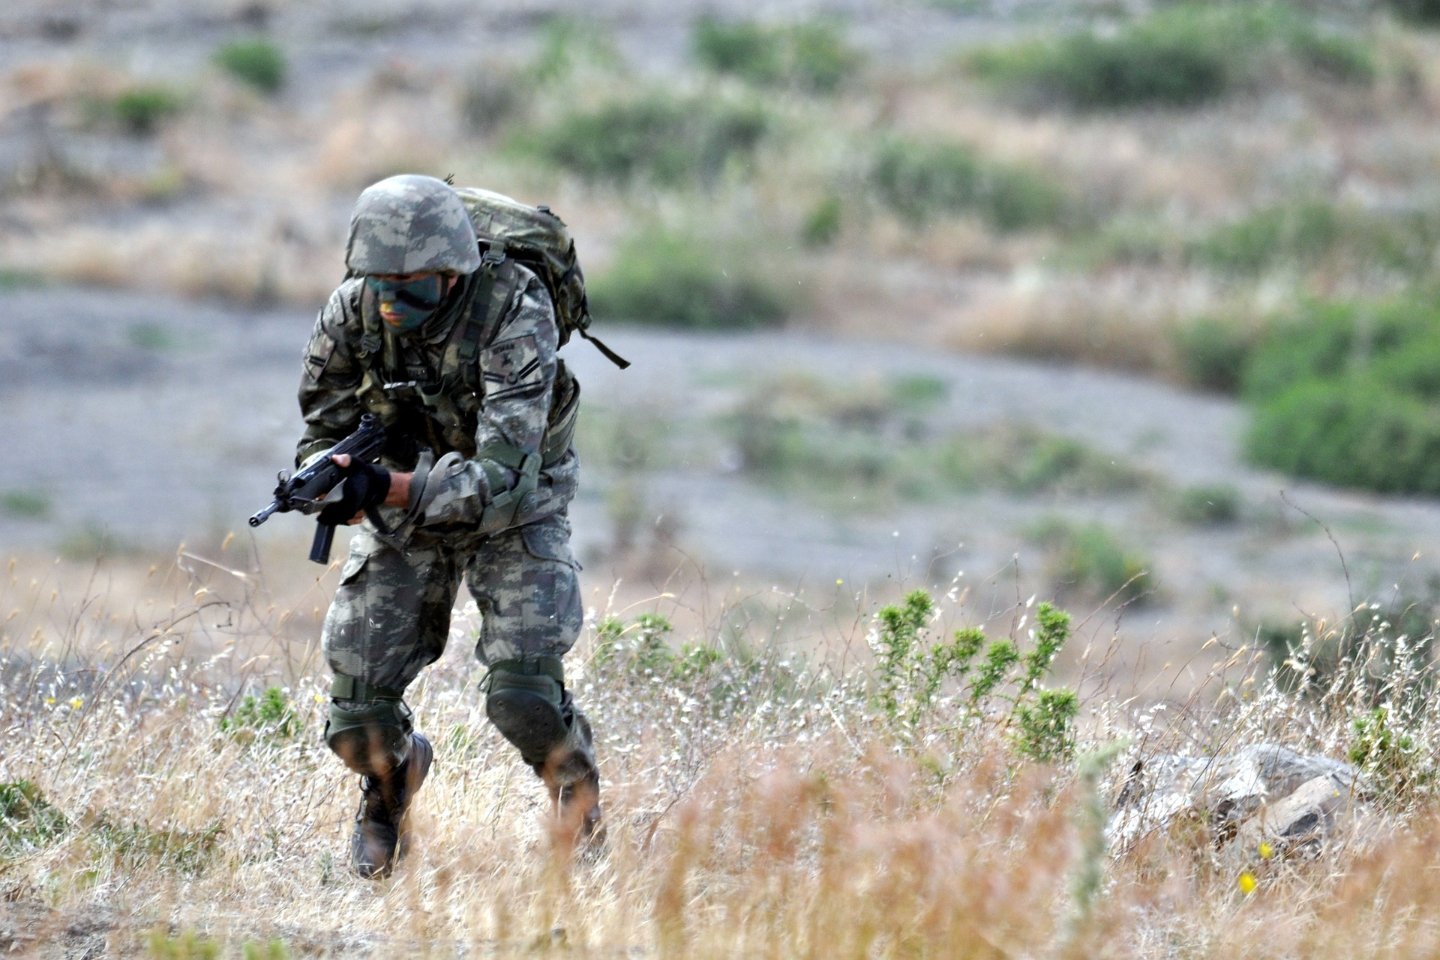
left=365, top=274, right=446, bottom=331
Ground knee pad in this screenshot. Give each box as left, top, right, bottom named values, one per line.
left=326, top=698, right=414, bottom=777
left=485, top=666, right=569, bottom=768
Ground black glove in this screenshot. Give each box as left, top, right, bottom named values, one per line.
left=317, top=458, right=391, bottom=525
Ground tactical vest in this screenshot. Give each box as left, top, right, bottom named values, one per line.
left=352, top=260, right=580, bottom=472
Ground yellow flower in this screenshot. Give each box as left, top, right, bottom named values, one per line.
left=1238, top=871, right=1258, bottom=895
left=68, top=696, right=84, bottom=710
left=44, top=696, right=56, bottom=707
left=1258, top=841, right=1275, bottom=860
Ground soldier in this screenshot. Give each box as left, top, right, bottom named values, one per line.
left=296, top=174, right=600, bottom=878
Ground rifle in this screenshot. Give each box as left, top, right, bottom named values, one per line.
left=248, top=414, right=387, bottom=564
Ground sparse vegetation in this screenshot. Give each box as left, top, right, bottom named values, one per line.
left=92, top=86, right=184, bottom=136
left=1030, top=517, right=1157, bottom=605
left=214, top=38, right=287, bottom=94
left=966, top=2, right=1375, bottom=110
left=518, top=91, right=772, bottom=186
left=588, top=228, right=792, bottom=329
left=692, top=16, right=863, bottom=93
left=869, top=136, right=1071, bottom=232
left=1, top=490, right=52, bottom=519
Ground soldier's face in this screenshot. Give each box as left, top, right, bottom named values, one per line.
left=366, top=272, right=453, bottom=331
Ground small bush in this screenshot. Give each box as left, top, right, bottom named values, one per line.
left=1173, top=484, right=1243, bottom=526
left=1246, top=375, right=1440, bottom=495
left=520, top=92, right=771, bottom=187
left=1242, top=297, right=1440, bottom=494
left=1169, top=316, right=1263, bottom=394
left=1385, top=0, right=1440, bottom=24
left=0, top=780, right=69, bottom=856
left=870, top=590, right=1077, bottom=760
left=965, top=3, right=1374, bottom=111
left=214, top=38, right=287, bottom=94
left=1194, top=200, right=1440, bottom=279
left=1, top=490, right=52, bottom=519
left=1031, top=520, right=1157, bottom=605
left=870, top=137, right=1069, bottom=232
left=692, top=17, right=863, bottom=93
left=220, top=686, right=300, bottom=742
left=1242, top=298, right=1437, bottom=402
left=104, top=86, right=184, bottom=136
left=1349, top=707, right=1429, bottom=802
left=589, top=230, right=791, bottom=329
left=801, top=194, right=843, bottom=247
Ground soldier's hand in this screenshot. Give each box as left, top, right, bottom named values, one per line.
left=319, top=455, right=390, bottom=525
left=322, top=455, right=412, bottom=524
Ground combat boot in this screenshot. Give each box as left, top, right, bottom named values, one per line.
left=539, top=704, right=604, bottom=848
left=349, top=731, right=433, bottom=879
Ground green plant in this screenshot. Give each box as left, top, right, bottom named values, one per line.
left=0, top=780, right=70, bottom=856
left=1349, top=707, right=1428, bottom=802
left=148, top=929, right=221, bottom=960
left=220, top=686, right=300, bottom=741
left=1246, top=375, right=1440, bottom=495
left=1194, top=200, right=1440, bottom=279
left=692, top=17, right=862, bottom=93
left=965, top=2, right=1373, bottom=111
left=1385, top=0, right=1440, bottom=24
left=1, top=489, right=52, bottom=519
left=870, top=591, right=1078, bottom=760
left=801, top=194, right=843, bottom=247
left=107, top=86, right=184, bottom=135
left=520, top=91, right=771, bottom=186
left=870, top=137, right=1069, bottom=232
left=1169, top=316, right=1263, bottom=394
left=1031, top=520, right=1156, bottom=605
left=93, top=816, right=223, bottom=876
left=214, top=38, right=287, bottom=94
left=1173, top=484, right=1243, bottom=526
left=589, top=230, right=791, bottom=329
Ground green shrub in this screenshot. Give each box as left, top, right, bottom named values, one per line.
left=1169, top=316, right=1263, bottom=394
left=92, top=816, right=222, bottom=875
left=1242, top=299, right=1437, bottom=402
left=1194, top=200, right=1440, bottom=279
left=1239, top=297, right=1440, bottom=494
left=1032, top=520, right=1157, bottom=605
left=1173, top=484, right=1243, bottom=526
left=220, top=686, right=300, bottom=741
left=1385, top=0, right=1440, bottom=24
left=1246, top=375, right=1440, bottom=494
left=589, top=230, right=791, bottom=329
left=521, top=92, right=771, bottom=186
left=801, top=194, right=844, bottom=247
left=0, top=780, right=69, bottom=856
left=108, top=86, right=184, bottom=135
left=870, top=137, right=1069, bottom=232
left=692, top=17, right=862, bottom=93
left=1, top=489, right=51, bottom=519
left=870, top=591, right=1077, bottom=760
left=966, top=3, right=1373, bottom=110
left=214, top=38, right=287, bottom=94
left=1349, top=707, right=1431, bottom=802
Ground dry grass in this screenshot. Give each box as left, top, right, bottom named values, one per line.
left=5, top=544, right=1440, bottom=958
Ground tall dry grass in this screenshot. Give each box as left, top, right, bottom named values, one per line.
left=5, top=545, right=1440, bottom=957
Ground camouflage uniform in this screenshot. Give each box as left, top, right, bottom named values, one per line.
left=296, top=175, right=600, bottom=873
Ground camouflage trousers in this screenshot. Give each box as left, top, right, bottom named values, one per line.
left=322, top=511, right=583, bottom=695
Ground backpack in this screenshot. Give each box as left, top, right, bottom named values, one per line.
left=452, top=185, right=629, bottom=369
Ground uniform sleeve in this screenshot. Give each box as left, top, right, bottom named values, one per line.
left=418, top=270, right=558, bottom=532
left=295, top=283, right=366, bottom=468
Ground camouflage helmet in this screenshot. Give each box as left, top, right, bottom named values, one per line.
left=344, top=174, right=482, bottom=275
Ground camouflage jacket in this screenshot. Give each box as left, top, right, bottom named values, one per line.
left=295, top=262, right=579, bottom=540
